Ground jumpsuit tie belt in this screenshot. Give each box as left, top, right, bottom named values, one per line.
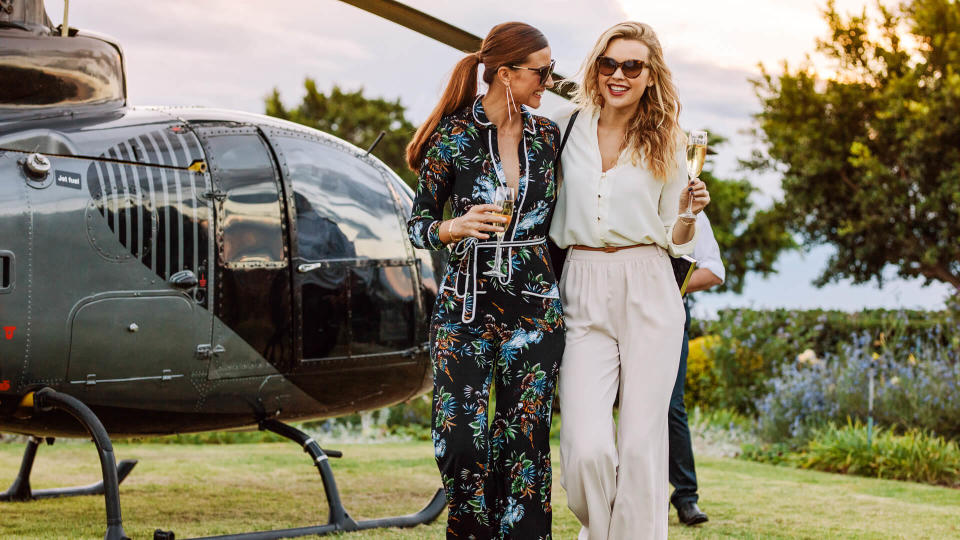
left=450, top=236, right=547, bottom=324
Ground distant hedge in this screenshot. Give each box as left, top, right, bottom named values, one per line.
left=690, top=308, right=955, bottom=352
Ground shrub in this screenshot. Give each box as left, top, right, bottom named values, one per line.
left=690, top=308, right=958, bottom=414
left=387, top=423, right=432, bottom=441
left=740, top=422, right=960, bottom=487
left=691, top=406, right=754, bottom=433
left=120, top=430, right=286, bottom=445
left=755, top=338, right=960, bottom=446
left=386, top=394, right=432, bottom=427
left=739, top=442, right=797, bottom=466
left=691, top=308, right=956, bottom=353
left=798, top=421, right=960, bottom=487
left=684, top=335, right=720, bottom=407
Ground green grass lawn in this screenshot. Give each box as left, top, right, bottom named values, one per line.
left=0, top=440, right=957, bottom=539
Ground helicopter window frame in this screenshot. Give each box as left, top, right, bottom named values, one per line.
left=262, top=128, right=423, bottom=364
left=263, top=129, right=415, bottom=265
left=199, top=128, right=289, bottom=271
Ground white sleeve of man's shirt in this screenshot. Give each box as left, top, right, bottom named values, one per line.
left=693, top=212, right=725, bottom=284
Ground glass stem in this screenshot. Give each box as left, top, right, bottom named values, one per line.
left=682, top=175, right=695, bottom=218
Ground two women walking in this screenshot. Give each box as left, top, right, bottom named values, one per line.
left=407, top=20, right=710, bottom=540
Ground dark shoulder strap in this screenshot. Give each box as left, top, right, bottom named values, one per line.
left=557, top=110, right=580, bottom=160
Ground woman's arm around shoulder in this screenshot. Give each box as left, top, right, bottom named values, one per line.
left=542, top=102, right=579, bottom=144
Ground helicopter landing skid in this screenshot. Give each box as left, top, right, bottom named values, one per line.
left=9, top=388, right=130, bottom=540
left=153, top=418, right=446, bottom=540
left=0, top=435, right=138, bottom=502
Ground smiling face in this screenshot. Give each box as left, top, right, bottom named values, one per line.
left=597, top=38, right=652, bottom=112
left=502, top=46, right=554, bottom=109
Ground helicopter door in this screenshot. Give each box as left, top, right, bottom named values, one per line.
left=266, top=133, right=419, bottom=366
left=195, top=126, right=293, bottom=379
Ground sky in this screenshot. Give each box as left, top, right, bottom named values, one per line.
left=45, top=0, right=954, bottom=316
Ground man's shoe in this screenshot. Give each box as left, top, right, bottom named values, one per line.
left=677, top=502, right=708, bottom=526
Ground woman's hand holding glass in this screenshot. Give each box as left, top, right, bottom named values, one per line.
left=444, top=204, right=508, bottom=243
left=680, top=130, right=710, bottom=219
left=483, top=187, right=515, bottom=278
left=679, top=178, right=710, bottom=216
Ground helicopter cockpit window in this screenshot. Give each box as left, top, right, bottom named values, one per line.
left=203, top=135, right=285, bottom=267
left=276, top=138, right=408, bottom=261
left=274, top=136, right=416, bottom=361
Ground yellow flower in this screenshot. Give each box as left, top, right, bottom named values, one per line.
left=908, top=354, right=917, bottom=365
left=686, top=336, right=721, bottom=405
left=872, top=352, right=880, bottom=361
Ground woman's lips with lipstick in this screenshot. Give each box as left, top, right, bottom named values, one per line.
left=607, top=83, right=629, bottom=96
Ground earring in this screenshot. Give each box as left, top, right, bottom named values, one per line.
left=505, top=84, right=517, bottom=123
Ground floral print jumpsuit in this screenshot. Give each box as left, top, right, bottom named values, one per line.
left=408, top=96, right=565, bottom=539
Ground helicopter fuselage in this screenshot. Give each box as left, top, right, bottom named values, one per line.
left=0, top=106, right=441, bottom=437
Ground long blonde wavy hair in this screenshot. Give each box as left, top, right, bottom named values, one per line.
left=571, top=22, right=684, bottom=180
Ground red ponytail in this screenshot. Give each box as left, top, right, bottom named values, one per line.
left=406, top=22, right=549, bottom=171
left=406, top=53, right=480, bottom=171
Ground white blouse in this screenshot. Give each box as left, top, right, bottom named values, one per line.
left=694, top=212, right=725, bottom=284
left=548, top=106, right=696, bottom=257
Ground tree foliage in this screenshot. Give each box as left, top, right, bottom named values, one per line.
left=265, top=81, right=418, bottom=188
left=700, top=133, right=796, bottom=294
left=748, top=0, right=960, bottom=294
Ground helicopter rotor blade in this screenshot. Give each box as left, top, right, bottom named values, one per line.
left=335, top=0, right=574, bottom=99
left=337, top=0, right=481, bottom=54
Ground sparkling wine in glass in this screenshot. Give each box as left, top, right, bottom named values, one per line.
left=483, top=186, right=515, bottom=278
left=682, top=130, right=708, bottom=220
left=495, top=199, right=515, bottom=239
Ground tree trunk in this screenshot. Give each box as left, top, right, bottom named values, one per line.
left=920, top=264, right=960, bottom=293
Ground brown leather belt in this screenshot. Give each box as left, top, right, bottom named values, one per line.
left=570, top=243, right=650, bottom=253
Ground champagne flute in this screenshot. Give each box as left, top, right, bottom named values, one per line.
left=483, top=186, right=515, bottom=278
left=682, top=130, right=708, bottom=220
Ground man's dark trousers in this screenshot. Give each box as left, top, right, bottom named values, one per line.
left=669, top=301, right=698, bottom=508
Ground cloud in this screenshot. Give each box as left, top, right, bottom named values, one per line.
left=617, top=0, right=872, bottom=73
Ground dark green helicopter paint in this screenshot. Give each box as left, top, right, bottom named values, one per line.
left=0, top=3, right=444, bottom=438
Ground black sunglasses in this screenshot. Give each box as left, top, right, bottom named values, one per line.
left=596, top=56, right=647, bottom=79
left=508, top=59, right=556, bottom=85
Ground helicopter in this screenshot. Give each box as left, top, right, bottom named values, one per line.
left=0, top=0, right=584, bottom=538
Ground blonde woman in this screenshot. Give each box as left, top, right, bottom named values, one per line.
left=548, top=22, right=710, bottom=539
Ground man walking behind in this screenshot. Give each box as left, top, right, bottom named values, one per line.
left=670, top=211, right=724, bottom=526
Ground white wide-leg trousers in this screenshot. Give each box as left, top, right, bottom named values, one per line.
left=558, top=245, right=685, bottom=540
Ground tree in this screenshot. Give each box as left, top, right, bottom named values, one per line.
left=748, top=0, right=960, bottom=295
left=699, top=133, right=795, bottom=294
left=265, top=81, right=418, bottom=188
